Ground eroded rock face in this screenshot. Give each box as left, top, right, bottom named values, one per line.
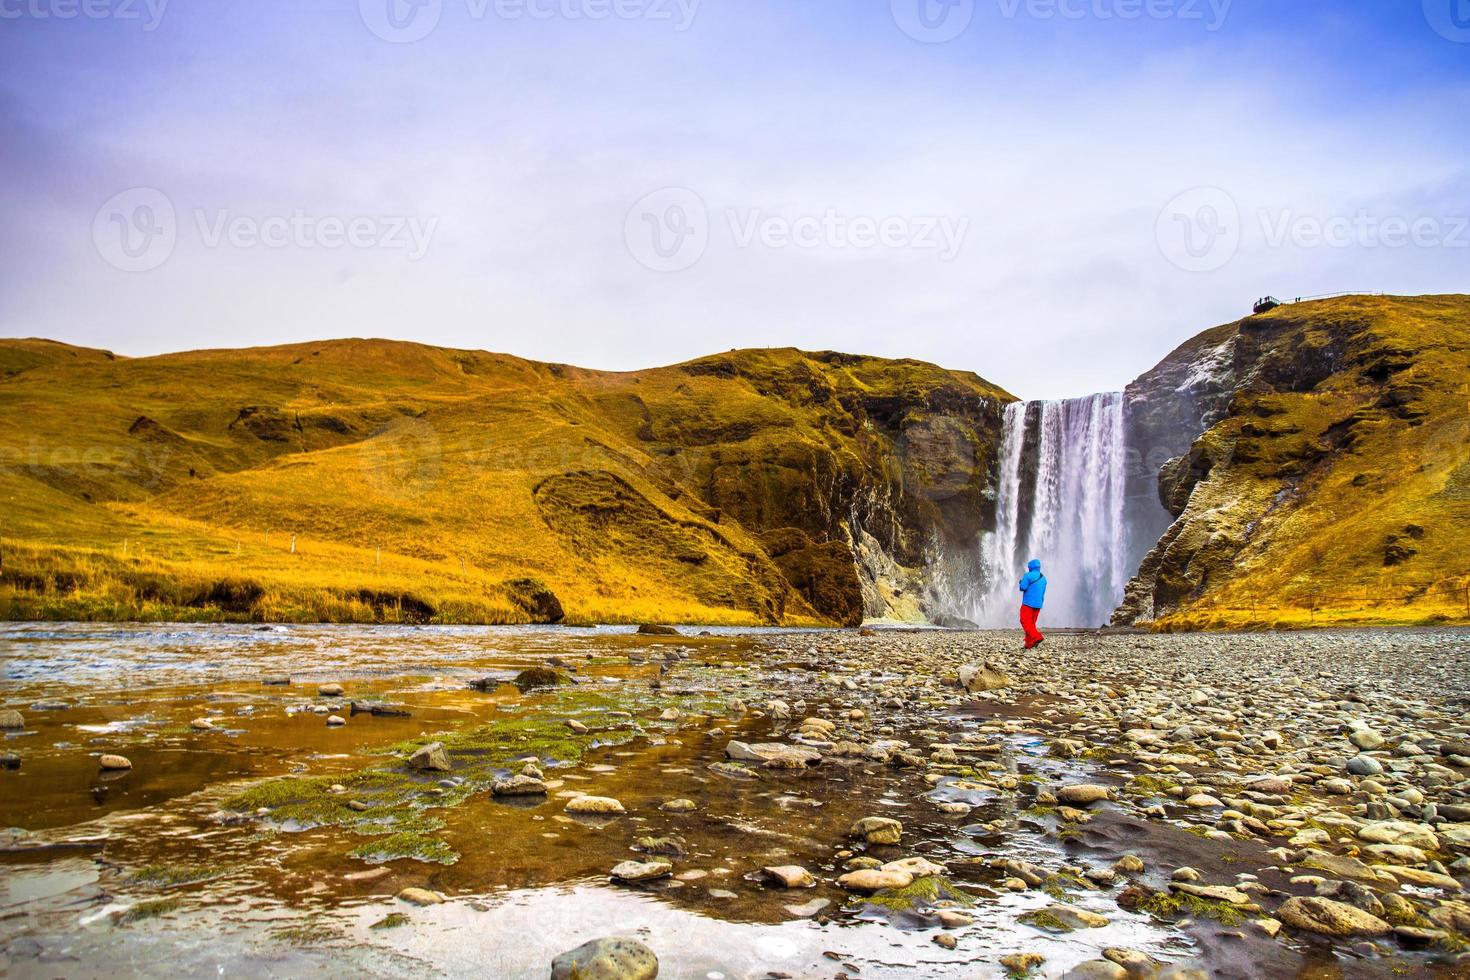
left=1113, top=295, right=1470, bottom=626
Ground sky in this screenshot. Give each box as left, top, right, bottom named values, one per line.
left=1, top=0, right=1468, bottom=400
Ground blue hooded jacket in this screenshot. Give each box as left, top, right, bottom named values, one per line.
left=1018, top=560, right=1047, bottom=609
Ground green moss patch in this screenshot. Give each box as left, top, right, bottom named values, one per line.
left=1137, top=891, right=1246, bottom=926
left=370, top=912, right=411, bottom=930
left=121, top=897, right=183, bottom=923
left=863, top=875, right=975, bottom=915
left=223, top=682, right=732, bottom=865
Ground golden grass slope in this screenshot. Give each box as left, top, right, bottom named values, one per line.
left=0, top=339, right=1010, bottom=626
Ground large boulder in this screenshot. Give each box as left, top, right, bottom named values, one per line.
left=957, top=663, right=1012, bottom=693
left=849, top=816, right=903, bottom=845
left=565, top=796, right=626, bottom=815
left=407, top=742, right=451, bottom=772
left=513, top=667, right=572, bottom=691
left=1277, top=897, right=1392, bottom=937
left=550, top=937, right=659, bottom=980
left=1057, top=784, right=1112, bottom=806
left=724, top=741, right=820, bottom=769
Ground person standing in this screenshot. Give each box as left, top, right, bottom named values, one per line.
left=1018, top=559, right=1047, bottom=649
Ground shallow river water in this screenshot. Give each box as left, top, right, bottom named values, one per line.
left=1, top=623, right=1463, bottom=978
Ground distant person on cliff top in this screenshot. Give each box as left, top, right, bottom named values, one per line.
left=1018, top=559, right=1047, bottom=649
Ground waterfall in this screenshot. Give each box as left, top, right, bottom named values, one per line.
left=976, top=392, right=1130, bottom=628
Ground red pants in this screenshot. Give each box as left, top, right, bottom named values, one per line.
left=1020, top=605, right=1044, bottom=648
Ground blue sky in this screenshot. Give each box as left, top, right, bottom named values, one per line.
left=2, top=0, right=1468, bottom=398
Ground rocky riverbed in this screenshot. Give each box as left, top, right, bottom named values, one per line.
left=2, top=623, right=1469, bottom=978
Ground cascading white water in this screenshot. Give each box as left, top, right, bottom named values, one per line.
left=977, top=392, right=1129, bottom=628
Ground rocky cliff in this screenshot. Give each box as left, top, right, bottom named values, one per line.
left=1114, top=294, right=1470, bottom=628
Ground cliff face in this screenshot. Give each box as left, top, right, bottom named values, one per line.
left=0, top=342, right=1012, bottom=626
left=1114, top=295, right=1470, bottom=628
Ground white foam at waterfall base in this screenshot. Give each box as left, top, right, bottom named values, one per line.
left=976, top=393, right=1130, bottom=628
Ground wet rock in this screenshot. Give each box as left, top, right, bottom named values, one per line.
left=636, top=625, right=680, bottom=636
left=724, top=741, right=819, bottom=768
left=566, top=796, right=626, bottom=815
left=936, top=910, right=973, bottom=927
left=407, top=742, right=451, bottom=772
left=397, top=887, right=444, bottom=906
left=190, top=717, right=216, bottom=730
left=1245, top=776, right=1293, bottom=795
left=1276, top=896, right=1392, bottom=937
left=1358, top=821, right=1438, bottom=850
left=1346, top=754, right=1383, bottom=776
left=1103, top=949, right=1158, bottom=973
left=1056, top=784, right=1112, bottom=806
left=514, top=667, right=572, bottom=691
left=633, top=837, right=686, bottom=858
left=0, top=753, right=20, bottom=770
left=760, top=865, right=816, bottom=888
left=0, top=709, right=24, bottom=730
left=837, top=869, right=912, bottom=892
left=261, top=675, right=291, bottom=686
left=659, top=799, right=696, bottom=813
left=550, top=937, right=658, bottom=980
left=565, top=719, right=589, bottom=734
left=98, top=754, right=132, bottom=770
left=933, top=933, right=957, bottom=950
left=881, top=857, right=946, bottom=877
left=611, top=860, right=672, bottom=883
left=492, top=775, right=547, bottom=796
left=317, top=683, right=345, bottom=697
left=848, top=816, right=903, bottom=845
left=1021, top=904, right=1109, bottom=932
left=1064, top=962, right=1127, bottom=980
left=957, top=663, right=1013, bottom=693
left=326, top=715, right=346, bottom=727
left=1001, top=953, right=1046, bottom=976
left=349, top=701, right=411, bottom=717
left=1113, top=855, right=1145, bottom=874
left=1350, top=728, right=1386, bottom=751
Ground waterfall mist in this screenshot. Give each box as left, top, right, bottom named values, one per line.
left=976, top=393, right=1132, bottom=628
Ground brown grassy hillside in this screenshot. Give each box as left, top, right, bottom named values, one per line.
left=0, top=341, right=1011, bottom=626
left=1116, top=294, right=1470, bottom=630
